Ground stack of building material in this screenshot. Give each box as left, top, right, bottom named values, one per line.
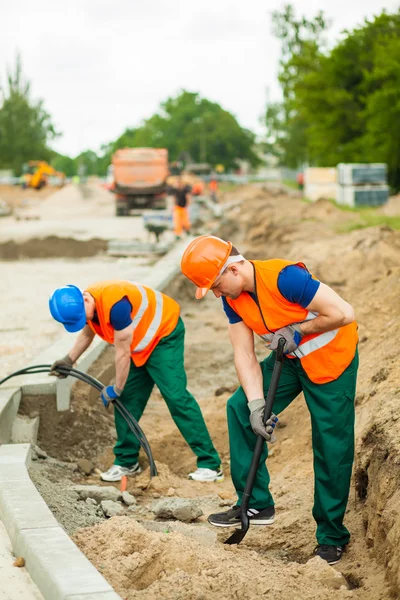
left=337, top=163, right=389, bottom=207
left=304, top=168, right=337, bottom=202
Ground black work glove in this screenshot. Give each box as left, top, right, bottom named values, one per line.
left=49, top=355, right=73, bottom=379
left=270, top=324, right=303, bottom=354
left=248, top=398, right=278, bottom=442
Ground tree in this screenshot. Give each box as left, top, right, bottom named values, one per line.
left=363, top=35, right=400, bottom=189
left=293, top=10, right=400, bottom=188
left=122, top=90, right=260, bottom=170
left=267, top=4, right=329, bottom=167
left=51, top=153, right=77, bottom=177
left=0, top=54, right=59, bottom=174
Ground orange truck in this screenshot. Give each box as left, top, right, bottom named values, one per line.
left=111, top=147, right=169, bottom=215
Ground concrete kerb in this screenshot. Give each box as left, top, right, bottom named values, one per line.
left=0, top=387, right=21, bottom=444
left=0, top=444, right=121, bottom=600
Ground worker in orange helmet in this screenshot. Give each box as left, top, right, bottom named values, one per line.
left=180, top=235, right=358, bottom=565
left=48, top=280, right=222, bottom=483
left=167, top=176, right=191, bottom=240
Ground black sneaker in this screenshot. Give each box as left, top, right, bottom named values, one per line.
left=208, top=505, right=275, bottom=527
left=314, top=544, right=344, bottom=565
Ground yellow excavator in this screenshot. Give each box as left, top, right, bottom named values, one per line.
left=24, top=161, right=65, bottom=190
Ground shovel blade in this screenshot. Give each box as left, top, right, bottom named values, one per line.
left=224, top=526, right=249, bottom=545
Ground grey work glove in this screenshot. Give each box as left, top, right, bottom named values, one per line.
left=270, top=324, right=303, bottom=354
left=49, top=354, right=73, bottom=379
left=248, top=398, right=278, bottom=442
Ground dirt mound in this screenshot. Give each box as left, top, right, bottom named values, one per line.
left=74, top=517, right=352, bottom=600
left=0, top=236, right=108, bottom=260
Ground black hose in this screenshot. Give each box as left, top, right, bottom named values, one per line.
left=56, top=366, right=157, bottom=475
left=0, top=364, right=157, bottom=477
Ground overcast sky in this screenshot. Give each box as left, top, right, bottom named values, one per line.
left=1, top=0, right=398, bottom=157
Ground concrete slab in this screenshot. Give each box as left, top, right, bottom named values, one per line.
left=0, top=463, right=30, bottom=483
left=11, top=414, right=40, bottom=444
left=66, top=594, right=121, bottom=600
left=0, top=443, right=30, bottom=465
left=0, top=521, right=44, bottom=600
left=0, top=478, right=59, bottom=543
left=0, top=388, right=21, bottom=444
left=14, top=527, right=120, bottom=600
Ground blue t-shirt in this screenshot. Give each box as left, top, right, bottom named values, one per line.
left=109, top=296, right=133, bottom=330
left=222, top=264, right=320, bottom=324
left=92, top=297, right=133, bottom=330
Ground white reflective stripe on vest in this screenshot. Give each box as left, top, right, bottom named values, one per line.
left=133, top=290, right=164, bottom=352
left=304, top=311, right=318, bottom=321
left=131, top=285, right=149, bottom=329
left=292, top=329, right=338, bottom=358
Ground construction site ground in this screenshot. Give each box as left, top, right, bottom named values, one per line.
left=4, top=183, right=400, bottom=599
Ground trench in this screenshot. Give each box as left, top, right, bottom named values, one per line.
left=18, top=186, right=400, bottom=600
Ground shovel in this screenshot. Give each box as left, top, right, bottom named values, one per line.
left=224, top=337, right=285, bottom=545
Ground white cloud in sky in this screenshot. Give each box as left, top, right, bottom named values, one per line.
left=0, top=0, right=397, bottom=156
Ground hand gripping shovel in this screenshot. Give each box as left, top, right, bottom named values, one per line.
left=224, top=337, right=285, bottom=545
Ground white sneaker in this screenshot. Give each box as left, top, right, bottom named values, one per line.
left=188, top=467, right=224, bottom=482
left=100, top=463, right=141, bottom=482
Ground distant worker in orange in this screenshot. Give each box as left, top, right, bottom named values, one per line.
left=209, top=177, right=218, bottom=203
left=296, top=172, right=304, bottom=191
left=167, top=177, right=192, bottom=240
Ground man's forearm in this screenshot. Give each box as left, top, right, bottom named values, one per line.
left=115, top=349, right=131, bottom=391
left=298, top=312, right=350, bottom=336
left=234, top=352, right=264, bottom=402
left=68, top=328, right=95, bottom=363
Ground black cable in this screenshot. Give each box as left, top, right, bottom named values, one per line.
left=0, top=364, right=53, bottom=387
left=0, top=364, right=157, bottom=477
left=113, top=398, right=157, bottom=476
left=55, top=367, right=155, bottom=466
left=56, top=366, right=157, bottom=476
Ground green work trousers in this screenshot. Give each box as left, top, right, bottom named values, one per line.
left=114, top=317, right=221, bottom=471
left=227, top=349, right=358, bottom=546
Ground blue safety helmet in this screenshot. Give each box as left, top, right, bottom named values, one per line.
left=49, top=285, right=86, bottom=333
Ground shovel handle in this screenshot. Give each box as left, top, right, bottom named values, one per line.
left=240, top=339, right=285, bottom=512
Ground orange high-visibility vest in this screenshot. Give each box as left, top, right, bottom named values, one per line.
left=226, top=259, right=358, bottom=384
left=86, top=280, right=180, bottom=366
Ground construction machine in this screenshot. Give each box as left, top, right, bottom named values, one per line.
left=24, top=161, right=64, bottom=190
left=111, top=148, right=169, bottom=216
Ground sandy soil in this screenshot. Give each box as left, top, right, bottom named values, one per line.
left=25, top=184, right=400, bottom=599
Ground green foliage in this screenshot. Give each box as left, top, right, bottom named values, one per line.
left=335, top=211, right=400, bottom=232
left=51, top=153, right=76, bottom=177
left=117, top=90, right=261, bottom=171
left=0, top=54, right=59, bottom=175
left=269, top=5, right=400, bottom=190
left=267, top=4, right=329, bottom=167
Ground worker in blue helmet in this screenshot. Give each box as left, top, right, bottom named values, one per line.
left=49, top=285, right=86, bottom=332
left=48, top=281, right=222, bottom=484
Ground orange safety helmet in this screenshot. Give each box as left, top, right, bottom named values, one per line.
left=181, top=235, right=232, bottom=299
